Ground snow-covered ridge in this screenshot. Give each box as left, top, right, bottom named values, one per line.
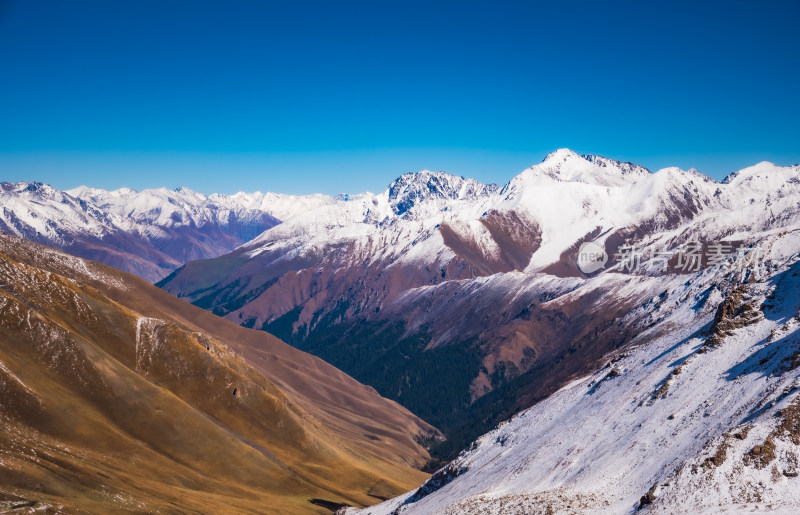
left=157, top=150, right=800, bottom=330
left=351, top=232, right=800, bottom=514
left=0, top=182, right=284, bottom=281
left=509, top=148, right=652, bottom=187
left=3, top=151, right=799, bottom=283
left=68, top=184, right=281, bottom=228
left=722, top=161, right=800, bottom=190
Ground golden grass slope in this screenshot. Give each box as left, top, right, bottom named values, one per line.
left=0, top=234, right=437, bottom=513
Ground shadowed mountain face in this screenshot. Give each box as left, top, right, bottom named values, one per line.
left=157, top=152, right=800, bottom=463
left=0, top=234, right=437, bottom=513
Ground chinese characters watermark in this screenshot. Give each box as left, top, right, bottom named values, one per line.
left=577, top=239, right=764, bottom=276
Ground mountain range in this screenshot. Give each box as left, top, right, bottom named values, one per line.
left=0, top=182, right=341, bottom=282
left=155, top=149, right=800, bottom=463
left=2, top=149, right=800, bottom=513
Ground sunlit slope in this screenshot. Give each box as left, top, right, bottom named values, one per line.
left=0, top=234, right=435, bottom=513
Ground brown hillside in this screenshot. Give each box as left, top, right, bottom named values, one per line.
left=0, top=233, right=437, bottom=514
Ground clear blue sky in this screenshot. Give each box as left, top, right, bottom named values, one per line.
left=1, top=0, right=798, bottom=195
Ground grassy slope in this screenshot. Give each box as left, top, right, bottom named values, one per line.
left=0, top=234, right=434, bottom=513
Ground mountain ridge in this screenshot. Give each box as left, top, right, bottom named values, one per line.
left=0, top=232, right=437, bottom=513
left=156, top=153, right=800, bottom=467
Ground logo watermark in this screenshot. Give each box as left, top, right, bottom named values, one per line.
left=577, top=241, right=608, bottom=274
left=575, top=239, right=765, bottom=276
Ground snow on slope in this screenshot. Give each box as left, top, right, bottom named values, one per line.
left=239, top=170, right=500, bottom=263
left=387, top=170, right=500, bottom=216
left=254, top=150, right=798, bottom=288
left=1, top=182, right=286, bottom=281
left=517, top=148, right=651, bottom=186
left=0, top=182, right=115, bottom=243
left=236, top=150, right=799, bottom=283
left=214, top=191, right=336, bottom=222
left=349, top=230, right=800, bottom=514
left=67, top=185, right=280, bottom=234
left=68, top=185, right=335, bottom=224
left=160, top=151, right=800, bottom=363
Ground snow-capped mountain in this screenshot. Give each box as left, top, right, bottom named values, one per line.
left=67, top=185, right=275, bottom=240
left=387, top=170, right=500, bottom=216
left=0, top=183, right=328, bottom=281
left=512, top=148, right=651, bottom=187
left=351, top=230, right=800, bottom=514
left=0, top=171, right=500, bottom=285
left=158, top=150, right=800, bottom=469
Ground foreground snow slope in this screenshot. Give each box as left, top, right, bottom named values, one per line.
left=350, top=228, right=800, bottom=514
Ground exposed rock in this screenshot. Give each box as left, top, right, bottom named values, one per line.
left=705, top=286, right=763, bottom=348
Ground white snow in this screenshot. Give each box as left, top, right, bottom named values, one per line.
left=350, top=233, right=800, bottom=514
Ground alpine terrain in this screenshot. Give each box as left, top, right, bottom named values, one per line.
left=0, top=234, right=437, bottom=513
left=3, top=149, right=800, bottom=513
left=350, top=215, right=800, bottom=513
left=157, top=150, right=800, bottom=471
left=0, top=182, right=338, bottom=282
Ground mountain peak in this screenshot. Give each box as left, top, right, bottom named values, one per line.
left=387, top=170, right=498, bottom=216
left=66, top=185, right=91, bottom=197
left=722, top=161, right=800, bottom=188
left=541, top=148, right=580, bottom=164
left=514, top=150, right=650, bottom=188
left=1, top=181, right=59, bottom=197
left=582, top=154, right=652, bottom=176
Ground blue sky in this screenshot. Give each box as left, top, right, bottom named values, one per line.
left=1, top=0, right=798, bottom=194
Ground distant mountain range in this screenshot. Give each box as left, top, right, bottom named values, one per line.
left=0, top=182, right=339, bottom=282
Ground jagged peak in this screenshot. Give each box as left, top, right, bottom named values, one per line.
left=388, top=169, right=490, bottom=191
left=1, top=181, right=61, bottom=197
left=390, top=169, right=460, bottom=183
left=387, top=170, right=498, bottom=215
left=582, top=154, right=652, bottom=176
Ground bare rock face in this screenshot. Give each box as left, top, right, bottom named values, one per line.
left=705, top=286, right=764, bottom=348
